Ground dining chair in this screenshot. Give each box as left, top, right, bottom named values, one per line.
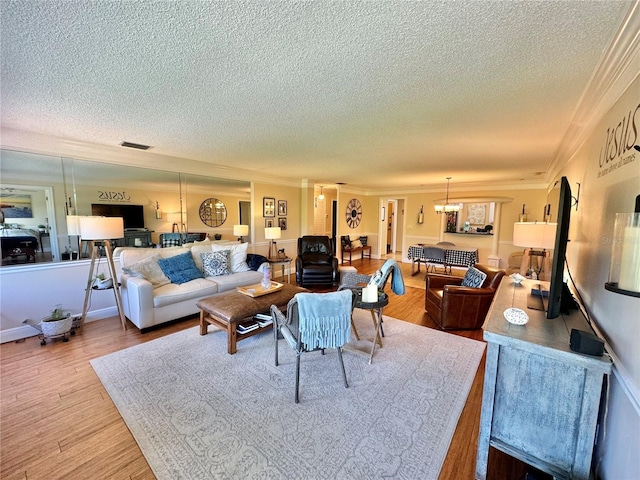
left=338, top=258, right=405, bottom=340
left=423, top=246, right=450, bottom=274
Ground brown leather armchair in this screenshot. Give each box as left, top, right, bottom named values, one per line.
left=295, top=236, right=339, bottom=287
left=424, top=264, right=505, bottom=330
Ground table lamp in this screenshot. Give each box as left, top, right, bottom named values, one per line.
left=265, top=226, right=281, bottom=259
left=233, top=224, right=249, bottom=243
left=513, top=222, right=557, bottom=280
left=79, top=216, right=127, bottom=331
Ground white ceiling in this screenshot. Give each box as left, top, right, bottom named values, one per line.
left=1, top=1, right=637, bottom=192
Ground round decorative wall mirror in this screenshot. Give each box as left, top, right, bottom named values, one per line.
left=199, top=198, right=227, bottom=227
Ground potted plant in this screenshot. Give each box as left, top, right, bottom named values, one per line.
left=41, top=304, right=73, bottom=337
left=37, top=224, right=47, bottom=232
left=93, top=273, right=113, bottom=289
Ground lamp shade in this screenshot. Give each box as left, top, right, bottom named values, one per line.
left=66, top=215, right=85, bottom=236
left=265, top=227, right=281, bottom=240
left=79, top=216, right=124, bottom=240
left=513, top=222, right=557, bottom=250
left=233, top=224, right=249, bottom=236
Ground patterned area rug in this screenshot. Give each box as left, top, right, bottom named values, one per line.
left=91, top=311, right=485, bottom=480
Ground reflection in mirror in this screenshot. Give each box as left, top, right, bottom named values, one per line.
left=1, top=150, right=64, bottom=265
left=182, top=173, right=251, bottom=242
left=198, top=198, right=227, bottom=227
left=239, top=201, right=251, bottom=241
left=0, top=149, right=251, bottom=268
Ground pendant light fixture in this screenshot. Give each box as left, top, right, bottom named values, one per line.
left=318, top=185, right=325, bottom=200
left=434, top=177, right=461, bottom=214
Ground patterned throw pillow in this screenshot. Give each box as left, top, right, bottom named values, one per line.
left=351, top=239, right=363, bottom=249
left=122, top=254, right=170, bottom=289
left=162, top=237, right=182, bottom=247
left=157, top=251, right=204, bottom=284
left=359, top=236, right=368, bottom=246
left=201, top=250, right=231, bottom=277
left=211, top=242, right=250, bottom=273
left=461, top=266, right=487, bottom=288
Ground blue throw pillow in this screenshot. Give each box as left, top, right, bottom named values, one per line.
left=461, top=266, right=487, bottom=288
left=158, top=251, right=204, bottom=284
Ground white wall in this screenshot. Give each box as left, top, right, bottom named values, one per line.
left=561, top=76, right=639, bottom=478
left=0, top=259, right=119, bottom=343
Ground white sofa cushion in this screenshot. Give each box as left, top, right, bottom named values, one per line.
left=208, top=270, right=263, bottom=292
left=190, top=244, right=214, bottom=271
left=211, top=242, right=250, bottom=273
left=152, top=278, right=219, bottom=308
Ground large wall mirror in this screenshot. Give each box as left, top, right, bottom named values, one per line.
left=0, top=149, right=251, bottom=268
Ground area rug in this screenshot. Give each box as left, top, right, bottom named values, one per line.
left=91, top=310, right=485, bottom=480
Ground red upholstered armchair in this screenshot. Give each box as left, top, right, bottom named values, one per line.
left=424, top=264, right=505, bottom=330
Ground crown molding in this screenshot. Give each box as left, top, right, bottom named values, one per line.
left=547, top=2, right=640, bottom=182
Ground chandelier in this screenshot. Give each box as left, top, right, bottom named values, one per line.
left=434, top=177, right=461, bottom=214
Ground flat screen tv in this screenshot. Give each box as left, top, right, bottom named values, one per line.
left=91, top=204, right=145, bottom=230
left=546, top=176, right=571, bottom=319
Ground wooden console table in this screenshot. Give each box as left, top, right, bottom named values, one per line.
left=476, top=277, right=611, bottom=479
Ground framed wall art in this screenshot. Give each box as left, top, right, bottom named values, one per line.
left=278, top=200, right=287, bottom=216
left=467, top=203, right=487, bottom=225
left=278, top=217, right=287, bottom=230
left=263, top=197, right=275, bottom=217
left=265, top=218, right=274, bottom=228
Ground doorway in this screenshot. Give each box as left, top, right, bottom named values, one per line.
left=377, top=197, right=406, bottom=260
left=239, top=201, right=251, bottom=241
left=386, top=200, right=397, bottom=254
left=0, top=184, right=59, bottom=266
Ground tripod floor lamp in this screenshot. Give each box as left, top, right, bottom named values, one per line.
left=79, top=216, right=127, bottom=331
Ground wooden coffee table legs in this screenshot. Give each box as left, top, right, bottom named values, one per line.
left=200, top=310, right=240, bottom=354
left=200, top=309, right=273, bottom=355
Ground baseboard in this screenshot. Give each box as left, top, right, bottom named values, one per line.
left=0, top=306, right=118, bottom=344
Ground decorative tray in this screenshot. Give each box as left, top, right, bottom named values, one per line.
left=504, top=307, right=529, bottom=325
left=237, top=281, right=284, bottom=298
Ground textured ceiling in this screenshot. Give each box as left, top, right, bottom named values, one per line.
left=0, top=1, right=635, bottom=191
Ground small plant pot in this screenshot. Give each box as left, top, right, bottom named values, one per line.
left=95, top=278, right=113, bottom=289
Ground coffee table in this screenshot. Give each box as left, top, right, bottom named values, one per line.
left=196, top=283, right=306, bottom=354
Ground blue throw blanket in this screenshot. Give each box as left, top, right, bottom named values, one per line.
left=296, top=290, right=352, bottom=351
left=379, top=259, right=406, bottom=295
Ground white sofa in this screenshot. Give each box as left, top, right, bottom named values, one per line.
left=114, top=242, right=266, bottom=331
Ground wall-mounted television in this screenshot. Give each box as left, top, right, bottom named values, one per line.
left=91, top=204, right=145, bottom=230
left=546, top=176, right=572, bottom=319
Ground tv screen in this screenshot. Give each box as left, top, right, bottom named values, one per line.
left=91, top=204, right=145, bottom=230
left=546, top=177, right=571, bottom=319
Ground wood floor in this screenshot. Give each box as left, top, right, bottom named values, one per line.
left=1, top=257, right=528, bottom=480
